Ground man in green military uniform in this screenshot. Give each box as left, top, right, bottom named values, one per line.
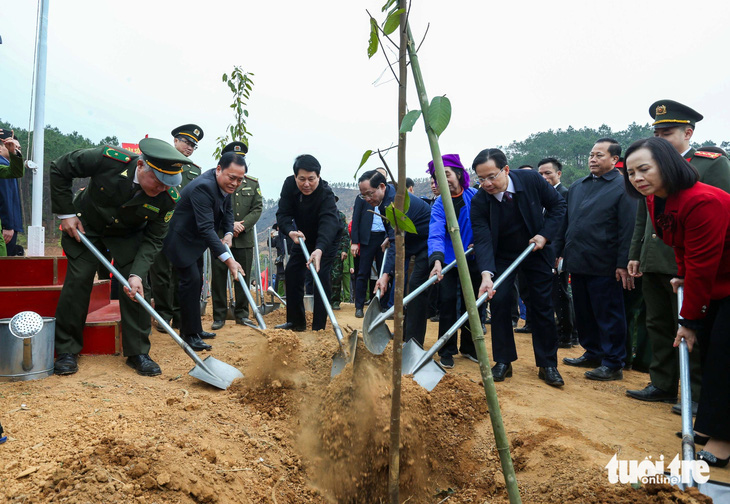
left=149, top=124, right=204, bottom=332
left=0, top=131, right=24, bottom=257
left=51, top=138, right=189, bottom=377
left=626, top=100, right=730, bottom=413
left=330, top=204, right=350, bottom=310
left=210, top=141, right=263, bottom=329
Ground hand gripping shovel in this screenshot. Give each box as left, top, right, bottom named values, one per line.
left=403, top=243, right=535, bottom=391
left=224, top=245, right=267, bottom=330
left=299, top=239, right=357, bottom=377
left=78, top=233, right=243, bottom=390
left=363, top=247, right=474, bottom=355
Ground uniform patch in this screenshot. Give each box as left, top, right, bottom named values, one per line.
left=257, top=187, right=262, bottom=196
left=695, top=151, right=722, bottom=159
left=167, top=187, right=180, bottom=202
left=164, top=210, right=174, bottom=222
left=143, top=203, right=160, bottom=213
left=103, top=147, right=131, bottom=163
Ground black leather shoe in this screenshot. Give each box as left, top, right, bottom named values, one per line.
left=154, top=320, right=169, bottom=333
left=54, top=353, right=78, bottom=375
left=697, top=450, right=730, bottom=468
left=585, top=365, right=623, bottom=381
left=563, top=354, right=601, bottom=368
left=355, top=308, right=364, bottom=318
left=274, top=322, right=306, bottom=332
left=672, top=401, right=698, bottom=416
left=126, top=354, right=161, bottom=376
left=538, top=367, right=564, bottom=387
left=211, top=320, right=225, bottom=330
left=199, top=330, right=216, bottom=339
left=675, top=431, right=709, bottom=445
left=626, top=383, right=677, bottom=403
left=492, top=362, right=512, bottom=382
left=183, top=334, right=212, bottom=351
left=514, top=325, right=532, bottom=334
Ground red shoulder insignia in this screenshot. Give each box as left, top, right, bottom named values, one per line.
left=695, top=151, right=722, bottom=159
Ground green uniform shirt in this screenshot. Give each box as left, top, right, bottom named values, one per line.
left=50, top=145, right=179, bottom=279
left=178, top=163, right=201, bottom=190
left=0, top=152, right=24, bottom=179
left=218, top=174, right=263, bottom=249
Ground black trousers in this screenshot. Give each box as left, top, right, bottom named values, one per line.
left=285, top=245, right=335, bottom=330
left=354, top=232, right=386, bottom=309
left=175, top=256, right=205, bottom=337
left=437, top=260, right=480, bottom=358
left=401, top=248, right=430, bottom=346
left=490, top=251, right=558, bottom=367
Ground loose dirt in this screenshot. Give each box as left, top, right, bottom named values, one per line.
left=1, top=302, right=727, bottom=503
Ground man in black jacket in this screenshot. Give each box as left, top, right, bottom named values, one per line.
left=362, top=170, right=431, bottom=346
left=163, top=153, right=244, bottom=351
left=275, top=155, right=341, bottom=332
left=472, top=148, right=567, bottom=387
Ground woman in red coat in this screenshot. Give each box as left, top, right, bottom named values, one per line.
left=625, top=137, right=730, bottom=468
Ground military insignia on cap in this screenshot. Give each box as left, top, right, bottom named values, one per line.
left=234, top=146, right=242, bottom=152
left=164, top=210, right=174, bottom=222
left=103, top=146, right=131, bottom=163
left=656, top=105, right=667, bottom=115
left=194, top=129, right=200, bottom=136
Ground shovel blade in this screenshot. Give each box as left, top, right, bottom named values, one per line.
left=189, top=355, right=244, bottom=390
left=362, top=301, right=392, bottom=355
left=259, top=303, right=279, bottom=315
left=402, top=339, right=446, bottom=391
left=331, top=330, right=358, bottom=378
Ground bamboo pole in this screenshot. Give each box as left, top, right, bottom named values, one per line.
left=405, top=23, right=522, bottom=504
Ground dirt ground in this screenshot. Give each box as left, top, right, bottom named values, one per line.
left=1, top=300, right=727, bottom=503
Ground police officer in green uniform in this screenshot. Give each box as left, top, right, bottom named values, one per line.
left=330, top=203, right=350, bottom=309
left=149, top=124, right=204, bottom=331
left=210, top=141, right=263, bottom=329
left=626, top=100, right=730, bottom=413
left=0, top=130, right=24, bottom=257
left=51, top=138, right=189, bottom=377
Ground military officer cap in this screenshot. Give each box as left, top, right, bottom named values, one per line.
left=0, top=128, right=15, bottom=140
left=222, top=141, right=249, bottom=156
left=139, top=138, right=189, bottom=187
left=171, top=124, right=204, bottom=145
left=649, top=100, right=703, bottom=129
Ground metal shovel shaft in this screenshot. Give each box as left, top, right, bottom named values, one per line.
left=77, top=233, right=216, bottom=374
left=408, top=243, right=535, bottom=375
left=368, top=247, right=474, bottom=332
left=677, top=286, right=696, bottom=488
left=225, top=244, right=267, bottom=329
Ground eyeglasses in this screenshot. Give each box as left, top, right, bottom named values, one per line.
left=177, top=137, right=198, bottom=150
left=477, top=168, right=504, bottom=184
left=358, top=190, right=376, bottom=200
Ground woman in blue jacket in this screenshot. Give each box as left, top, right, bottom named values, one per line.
left=427, top=154, right=480, bottom=369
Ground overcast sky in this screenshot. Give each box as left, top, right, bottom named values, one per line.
left=2, top=0, right=729, bottom=199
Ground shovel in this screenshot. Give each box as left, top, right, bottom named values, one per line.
left=78, top=233, right=243, bottom=390
left=200, top=250, right=211, bottom=315
left=677, top=286, right=697, bottom=489
left=224, top=245, right=267, bottom=330
left=299, top=239, right=358, bottom=377
left=226, top=273, right=236, bottom=320
left=267, top=285, right=287, bottom=306
left=363, top=247, right=474, bottom=355
left=403, top=243, right=535, bottom=391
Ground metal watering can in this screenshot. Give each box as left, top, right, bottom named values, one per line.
left=0, top=311, right=55, bottom=382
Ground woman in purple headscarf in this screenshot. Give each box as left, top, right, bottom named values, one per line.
left=427, top=154, right=480, bottom=369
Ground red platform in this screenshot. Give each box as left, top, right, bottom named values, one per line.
left=0, top=256, right=121, bottom=355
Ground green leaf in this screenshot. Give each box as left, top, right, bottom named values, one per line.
left=403, top=191, right=410, bottom=213
left=358, top=150, right=373, bottom=170
left=367, top=18, right=379, bottom=59
left=381, top=0, right=397, bottom=12
left=385, top=204, right=417, bottom=234
left=399, top=109, right=421, bottom=133
left=428, top=96, right=452, bottom=137
left=383, top=8, right=405, bottom=35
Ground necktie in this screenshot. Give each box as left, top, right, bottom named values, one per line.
left=503, top=192, right=512, bottom=202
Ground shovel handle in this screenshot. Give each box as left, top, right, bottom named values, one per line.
left=77, top=233, right=213, bottom=372
left=409, top=243, right=535, bottom=374
left=298, top=238, right=347, bottom=352
left=373, top=249, right=389, bottom=300
left=224, top=244, right=267, bottom=329
left=677, top=286, right=696, bottom=485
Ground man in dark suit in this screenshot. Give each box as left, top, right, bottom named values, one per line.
left=472, top=148, right=567, bottom=387
left=362, top=170, right=432, bottom=346
left=537, top=157, right=578, bottom=348
left=275, top=154, right=341, bottom=332
left=0, top=131, right=24, bottom=256
left=163, top=153, right=245, bottom=351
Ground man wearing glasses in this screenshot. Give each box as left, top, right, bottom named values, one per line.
left=471, top=148, right=566, bottom=387
left=275, top=155, right=342, bottom=332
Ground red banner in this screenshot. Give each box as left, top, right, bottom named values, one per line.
left=122, top=143, right=141, bottom=155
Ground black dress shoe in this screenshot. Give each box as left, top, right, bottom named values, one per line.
left=514, top=325, right=532, bottom=334
left=675, top=431, right=709, bottom=445
left=538, top=367, right=564, bottom=387
left=672, top=401, right=698, bottom=416
left=355, top=308, right=364, bottom=318
left=199, top=330, right=216, bottom=339
left=697, top=450, right=730, bottom=468
left=563, top=354, right=601, bottom=368
left=274, top=322, right=306, bottom=332
left=211, top=320, right=225, bottom=330
left=155, top=320, right=169, bottom=333
left=492, top=362, right=512, bottom=382
left=585, top=365, right=623, bottom=381
left=183, top=334, right=212, bottom=351
left=54, top=353, right=78, bottom=375
left=126, top=354, right=161, bottom=376
left=626, top=383, right=677, bottom=403
left=236, top=317, right=255, bottom=326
